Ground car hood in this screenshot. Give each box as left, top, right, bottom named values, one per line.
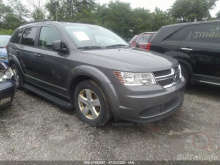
left=82, top=48, right=178, bottom=72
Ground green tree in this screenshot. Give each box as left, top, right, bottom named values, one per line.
left=151, top=8, right=175, bottom=31
left=0, top=0, right=28, bottom=30
left=26, top=0, right=46, bottom=20
left=131, top=8, right=153, bottom=34
left=8, top=0, right=30, bottom=21
left=96, top=1, right=134, bottom=38
left=46, top=0, right=97, bottom=22
left=32, top=8, right=44, bottom=20
left=170, top=0, right=218, bottom=22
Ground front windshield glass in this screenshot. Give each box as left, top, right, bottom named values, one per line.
left=64, top=25, right=129, bottom=48
left=0, top=37, right=10, bottom=48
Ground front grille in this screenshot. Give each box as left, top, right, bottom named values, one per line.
left=153, top=66, right=181, bottom=88
left=153, top=69, right=171, bottom=77
left=140, top=97, right=181, bottom=117
left=157, top=78, right=173, bottom=87
left=140, top=105, right=162, bottom=116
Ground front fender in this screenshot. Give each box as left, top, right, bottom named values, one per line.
left=67, top=65, right=120, bottom=117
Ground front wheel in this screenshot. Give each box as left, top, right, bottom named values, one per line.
left=11, top=64, right=23, bottom=89
left=73, top=80, right=112, bottom=126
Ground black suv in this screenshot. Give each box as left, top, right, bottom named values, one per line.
left=7, top=21, right=185, bottom=126
left=148, top=21, right=220, bottom=86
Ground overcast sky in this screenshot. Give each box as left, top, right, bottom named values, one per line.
left=97, top=0, right=220, bottom=17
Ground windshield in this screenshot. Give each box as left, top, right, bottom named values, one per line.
left=64, top=25, right=129, bottom=49
left=0, top=37, right=10, bottom=48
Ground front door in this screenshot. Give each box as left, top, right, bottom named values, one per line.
left=31, top=26, right=70, bottom=96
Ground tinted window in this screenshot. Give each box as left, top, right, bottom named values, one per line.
left=168, top=26, right=195, bottom=41
left=11, top=29, right=23, bottom=44
left=39, top=27, right=62, bottom=50
left=192, top=24, right=220, bottom=43
left=21, top=27, right=38, bottom=46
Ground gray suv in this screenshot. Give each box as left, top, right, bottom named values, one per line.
left=7, top=21, right=186, bottom=126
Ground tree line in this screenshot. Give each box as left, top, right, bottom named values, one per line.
left=0, top=0, right=219, bottom=38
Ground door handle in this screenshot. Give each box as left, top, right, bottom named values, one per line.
left=34, top=53, right=42, bottom=57
left=181, top=48, right=193, bottom=51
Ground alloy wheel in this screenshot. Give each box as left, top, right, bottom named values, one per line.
left=78, top=89, right=101, bottom=120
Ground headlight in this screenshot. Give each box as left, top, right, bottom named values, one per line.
left=114, top=71, right=156, bottom=86
left=0, top=68, right=14, bottom=82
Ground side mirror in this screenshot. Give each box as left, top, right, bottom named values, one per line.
left=52, top=40, right=68, bottom=53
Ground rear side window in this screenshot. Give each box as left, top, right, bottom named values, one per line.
left=21, top=27, right=38, bottom=46
left=168, top=26, right=195, bottom=41
left=191, top=24, right=220, bottom=43
left=137, top=34, right=154, bottom=44
left=39, top=26, right=62, bottom=50
left=10, top=29, right=23, bottom=44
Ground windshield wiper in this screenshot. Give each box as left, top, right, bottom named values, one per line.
left=77, top=46, right=102, bottom=50
left=106, top=44, right=129, bottom=48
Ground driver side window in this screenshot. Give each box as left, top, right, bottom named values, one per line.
left=39, top=26, right=62, bottom=50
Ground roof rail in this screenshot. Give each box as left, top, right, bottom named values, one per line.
left=22, top=19, right=52, bottom=26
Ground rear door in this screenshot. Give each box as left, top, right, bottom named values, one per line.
left=179, top=23, right=220, bottom=83
left=19, top=26, right=40, bottom=79
left=7, top=28, right=24, bottom=65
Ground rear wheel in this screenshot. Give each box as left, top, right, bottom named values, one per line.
left=181, top=64, right=190, bottom=84
left=11, top=64, right=23, bottom=89
left=73, top=80, right=112, bottom=126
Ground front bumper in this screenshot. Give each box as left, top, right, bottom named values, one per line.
left=104, top=77, right=186, bottom=122
left=0, top=79, right=16, bottom=109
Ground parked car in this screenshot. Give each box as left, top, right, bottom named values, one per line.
left=129, top=32, right=156, bottom=50
left=7, top=21, right=185, bottom=126
left=0, top=59, right=15, bottom=109
left=0, top=35, right=11, bottom=65
left=148, top=21, right=220, bottom=86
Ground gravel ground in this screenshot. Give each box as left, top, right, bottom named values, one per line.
left=0, top=84, right=219, bottom=161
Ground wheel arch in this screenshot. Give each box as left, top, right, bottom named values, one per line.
left=177, top=58, right=194, bottom=83
left=8, top=55, right=24, bottom=75
left=68, top=66, right=119, bottom=117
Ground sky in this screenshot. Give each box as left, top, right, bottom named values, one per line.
left=97, top=0, right=220, bottom=17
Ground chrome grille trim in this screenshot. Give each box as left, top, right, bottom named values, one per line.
left=155, top=68, right=175, bottom=79
left=153, top=67, right=181, bottom=88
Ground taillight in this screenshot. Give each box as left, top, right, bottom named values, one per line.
left=5, top=45, right=7, bottom=49
left=146, top=43, right=151, bottom=51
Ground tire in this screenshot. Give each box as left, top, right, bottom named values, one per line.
left=181, top=64, right=189, bottom=85
left=73, top=80, right=112, bottom=126
left=11, top=64, right=23, bottom=89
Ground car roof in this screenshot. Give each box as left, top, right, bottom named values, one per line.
left=18, top=20, right=97, bottom=29
left=162, top=20, right=220, bottom=29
